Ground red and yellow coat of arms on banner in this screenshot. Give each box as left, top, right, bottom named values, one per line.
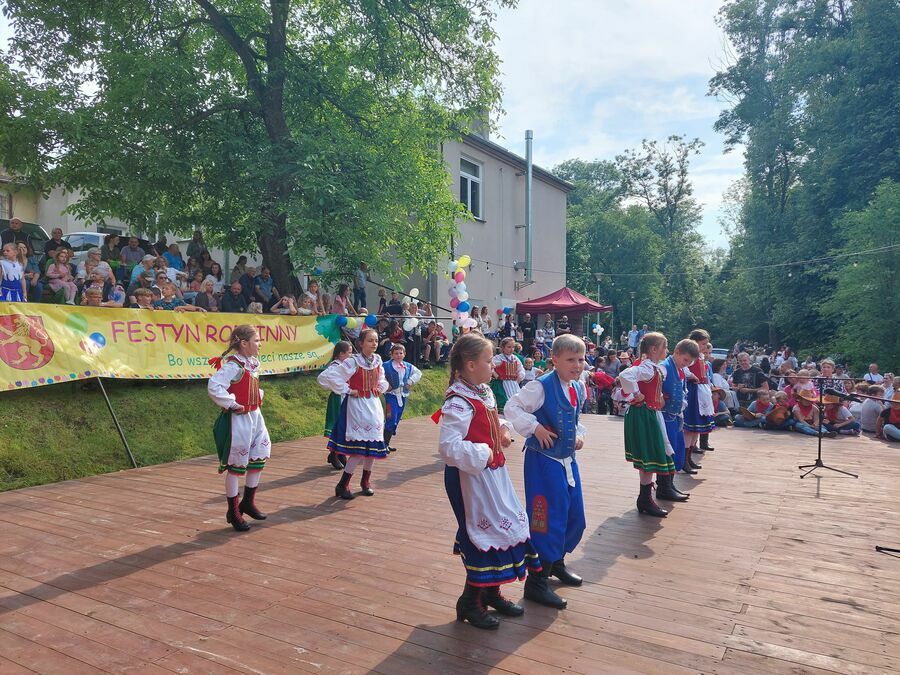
left=0, top=313, right=54, bottom=370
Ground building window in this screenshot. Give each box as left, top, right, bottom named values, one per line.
left=0, top=192, right=10, bottom=221
left=459, top=158, right=482, bottom=219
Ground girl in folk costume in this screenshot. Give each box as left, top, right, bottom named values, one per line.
left=682, top=328, right=715, bottom=474
left=1, top=243, right=27, bottom=302
left=435, top=333, right=541, bottom=629
left=383, top=343, right=422, bottom=452
left=208, top=325, right=272, bottom=532
left=658, top=338, right=701, bottom=500
left=619, top=332, right=676, bottom=518
left=320, top=328, right=390, bottom=499
left=490, top=337, right=525, bottom=413
left=697, top=341, right=717, bottom=452
left=317, top=340, right=353, bottom=470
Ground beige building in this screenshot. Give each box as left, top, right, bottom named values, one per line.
left=4, top=131, right=570, bottom=308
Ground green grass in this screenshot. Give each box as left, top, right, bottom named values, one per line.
left=0, top=366, right=450, bottom=492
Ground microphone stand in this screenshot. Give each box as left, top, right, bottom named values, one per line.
left=798, top=378, right=858, bottom=479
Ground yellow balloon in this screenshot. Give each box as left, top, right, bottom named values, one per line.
left=346, top=317, right=358, bottom=329
left=458, top=254, right=472, bottom=268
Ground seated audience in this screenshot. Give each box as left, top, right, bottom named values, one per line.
left=270, top=295, right=298, bottom=315
left=859, top=386, right=885, bottom=433
left=253, top=266, right=279, bottom=310
left=221, top=281, right=249, bottom=313
left=130, top=287, right=155, bottom=309
left=822, top=395, right=861, bottom=435
left=764, top=391, right=795, bottom=431
left=46, top=249, right=78, bottom=304
left=164, top=243, right=185, bottom=271
left=792, top=390, right=835, bottom=437
left=711, top=387, right=733, bottom=427
left=735, top=389, right=772, bottom=428
left=194, top=279, right=219, bottom=312
left=876, top=393, right=900, bottom=442
left=154, top=282, right=205, bottom=311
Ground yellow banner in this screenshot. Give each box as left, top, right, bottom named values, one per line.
left=0, top=303, right=342, bottom=391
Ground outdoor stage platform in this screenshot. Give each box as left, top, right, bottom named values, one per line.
left=1, top=415, right=899, bottom=674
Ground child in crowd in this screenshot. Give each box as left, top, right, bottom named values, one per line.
left=521, top=356, right=540, bottom=383
left=764, top=391, right=794, bottom=430
left=848, top=383, right=866, bottom=419
left=793, top=369, right=819, bottom=399
left=47, top=248, right=78, bottom=304
left=491, top=337, right=525, bottom=413
left=659, top=338, right=699, bottom=495
left=320, top=328, right=390, bottom=499
left=735, top=390, right=773, bottom=428
left=590, top=367, right=616, bottom=415
left=436, top=333, right=540, bottom=629
left=859, top=386, right=885, bottom=433
left=822, top=395, right=861, bottom=435
left=317, top=340, right=353, bottom=470
left=154, top=282, right=205, bottom=312
left=505, top=334, right=587, bottom=610
left=1, top=243, right=26, bottom=302
left=208, top=325, right=272, bottom=532
left=682, top=329, right=715, bottom=471
left=792, top=389, right=836, bottom=437
left=383, top=343, right=422, bottom=452
left=712, top=389, right=732, bottom=426
left=876, top=393, right=900, bottom=441
left=619, top=333, right=675, bottom=517
left=697, top=342, right=718, bottom=452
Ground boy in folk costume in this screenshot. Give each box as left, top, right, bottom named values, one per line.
left=317, top=340, right=353, bottom=470
left=505, top=334, right=588, bottom=610
left=320, top=328, right=390, bottom=499
left=491, top=337, right=525, bottom=413
left=383, top=343, right=423, bottom=452
left=208, top=325, right=272, bottom=532
left=619, top=332, right=676, bottom=518
left=682, top=329, right=715, bottom=474
left=658, top=338, right=700, bottom=500
left=436, top=333, right=541, bottom=629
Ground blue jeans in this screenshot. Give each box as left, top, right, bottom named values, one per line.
left=884, top=424, right=900, bottom=441
left=795, top=421, right=828, bottom=436
left=825, top=421, right=861, bottom=434
left=734, top=415, right=763, bottom=428
left=353, top=287, right=366, bottom=311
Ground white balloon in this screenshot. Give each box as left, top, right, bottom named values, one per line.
left=403, top=318, right=419, bottom=331
left=457, top=291, right=469, bottom=302
left=452, top=309, right=460, bottom=320
left=458, top=312, right=468, bottom=322
left=448, top=261, right=458, bottom=273
left=409, top=287, right=420, bottom=299
left=456, top=282, right=467, bottom=294
left=464, top=318, right=478, bottom=328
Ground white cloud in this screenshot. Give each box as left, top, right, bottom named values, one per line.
left=492, top=0, right=741, bottom=247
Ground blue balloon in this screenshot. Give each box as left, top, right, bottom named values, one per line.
left=458, top=301, right=470, bottom=313
left=503, top=307, right=512, bottom=315
left=313, top=266, right=324, bottom=275
left=336, top=315, right=348, bottom=327
left=364, top=314, right=378, bottom=327
left=88, top=331, right=106, bottom=348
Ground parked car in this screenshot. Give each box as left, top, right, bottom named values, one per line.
left=0, top=219, right=49, bottom=253
left=63, top=231, right=150, bottom=265
left=711, top=348, right=730, bottom=361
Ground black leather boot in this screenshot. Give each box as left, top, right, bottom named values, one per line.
left=681, top=447, right=698, bottom=474
left=482, top=585, right=525, bottom=616
left=550, top=558, right=583, bottom=586
left=335, top=471, right=355, bottom=500
left=239, top=485, right=267, bottom=520
left=456, top=584, right=500, bottom=629
left=226, top=495, right=251, bottom=531
left=655, top=473, right=689, bottom=502
left=524, top=569, right=567, bottom=609
left=328, top=451, right=344, bottom=470
left=636, top=483, right=668, bottom=517
left=669, top=474, right=691, bottom=499
left=360, top=470, right=375, bottom=496
left=687, top=446, right=702, bottom=469
left=700, top=433, right=714, bottom=451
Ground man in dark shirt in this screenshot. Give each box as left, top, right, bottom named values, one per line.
left=0, top=217, right=31, bottom=247
left=221, top=282, right=249, bottom=313
left=385, top=291, right=403, bottom=316
left=556, top=315, right=572, bottom=336
left=43, top=227, right=73, bottom=261
left=520, top=313, right=537, bottom=352
left=239, top=266, right=257, bottom=302
left=730, top=352, right=769, bottom=405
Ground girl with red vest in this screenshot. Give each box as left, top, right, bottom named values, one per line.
left=619, top=332, right=675, bottom=518
left=208, top=325, right=272, bottom=532
left=319, top=328, right=390, bottom=499
left=682, top=328, right=716, bottom=471
left=490, top=337, right=526, bottom=413
left=436, top=333, right=541, bottom=629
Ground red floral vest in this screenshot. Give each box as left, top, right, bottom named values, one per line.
left=688, top=357, right=708, bottom=384
left=455, top=393, right=506, bottom=469
left=349, top=363, right=381, bottom=398
left=496, top=358, right=519, bottom=380
left=632, top=359, right=664, bottom=411
left=225, top=356, right=260, bottom=412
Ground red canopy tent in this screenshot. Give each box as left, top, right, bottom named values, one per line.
left=515, top=287, right=611, bottom=316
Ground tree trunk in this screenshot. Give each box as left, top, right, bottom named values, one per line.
left=256, top=215, right=296, bottom=298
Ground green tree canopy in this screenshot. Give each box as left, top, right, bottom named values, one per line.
left=0, top=0, right=514, bottom=291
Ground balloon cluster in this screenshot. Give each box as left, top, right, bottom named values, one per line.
left=495, top=307, right=513, bottom=316
left=591, top=323, right=604, bottom=336
left=447, top=255, right=478, bottom=329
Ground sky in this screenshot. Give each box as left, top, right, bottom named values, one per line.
left=1, top=1, right=741, bottom=247
left=492, top=0, right=743, bottom=248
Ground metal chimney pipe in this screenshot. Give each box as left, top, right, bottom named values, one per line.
left=525, top=130, right=533, bottom=283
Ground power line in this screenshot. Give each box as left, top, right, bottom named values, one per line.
left=469, top=243, right=900, bottom=280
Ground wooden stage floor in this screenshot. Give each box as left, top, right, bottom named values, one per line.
left=1, top=414, right=899, bottom=674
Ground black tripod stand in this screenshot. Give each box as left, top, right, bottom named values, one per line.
left=798, top=380, right=858, bottom=479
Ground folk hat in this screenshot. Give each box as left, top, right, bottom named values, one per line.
left=822, top=394, right=841, bottom=405
left=766, top=407, right=791, bottom=426
left=795, top=389, right=818, bottom=403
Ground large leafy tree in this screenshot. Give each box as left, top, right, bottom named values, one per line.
left=0, top=0, right=513, bottom=291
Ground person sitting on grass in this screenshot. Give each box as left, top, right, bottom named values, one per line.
left=764, top=391, right=794, bottom=431
left=822, top=395, right=861, bottom=435
left=792, top=389, right=836, bottom=437
left=734, top=390, right=773, bottom=428
left=154, top=282, right=206, bottom=312
left=875, top=392, right=900, bottom=442
left=711, top=387, right=733, bottom=427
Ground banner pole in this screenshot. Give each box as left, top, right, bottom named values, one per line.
left=95, top=377, right=138, bottom=469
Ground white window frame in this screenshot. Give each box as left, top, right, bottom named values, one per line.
left=0, top=192, right=10, bottom=221
left=459, top=156, right=483, bottom=220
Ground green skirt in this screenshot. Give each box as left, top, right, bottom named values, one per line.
left=490, top=379, right=509, bottom=413
left=624, top=405, right=675, bottom=474
left=213, top=410, right=232, bottom=473
left=324, top=392, right=341, bottom=438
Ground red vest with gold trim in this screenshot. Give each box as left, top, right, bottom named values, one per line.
left=496, top=358, right=519, bottom=381
left=349, top=362, right=382, bottom=398
left=455, top=392, right=505, bottom=469
left=632, top=359, right=664, bottom=411
left=688, top=357, right=709, bottom=384
left=226, top=356, right=261, bottom=412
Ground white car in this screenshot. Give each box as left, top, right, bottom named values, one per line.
left=62, top=231, right=108, bottom=265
